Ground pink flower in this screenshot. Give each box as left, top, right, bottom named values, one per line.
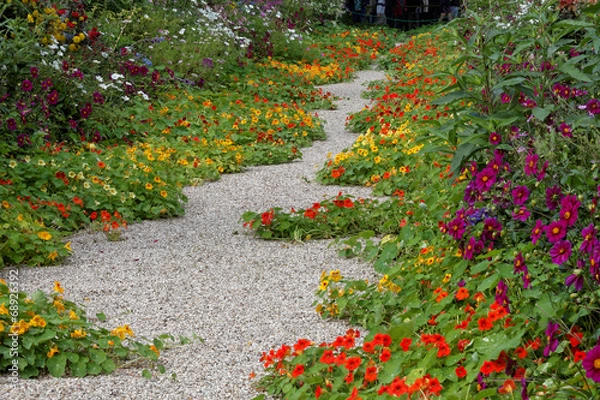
left=21, top=79, right=33, bottom=92
left=582, top=344, right=600, bottom=382
left=512, top=185, right=530, bottom=206
left=531, top=220, right=544, bottom=245
left=524, top=154, right=538, bottom=176
left=545, top=220, right=567, bottom=243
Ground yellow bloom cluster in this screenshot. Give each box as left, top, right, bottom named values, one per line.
left=111, top=324, right=134, bottom=340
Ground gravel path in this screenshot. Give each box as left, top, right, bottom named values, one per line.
left=2, top=69, right=387, bottom=399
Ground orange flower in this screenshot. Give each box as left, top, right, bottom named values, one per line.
left=478, top=317, right=493, bottom=331
left=344, top=356, right=362, bottom=371
left=455, top=287, right=470, bottom=301
left=97, top=161, right=106, bottom=168
left=364, top=365, right=378, bottom=382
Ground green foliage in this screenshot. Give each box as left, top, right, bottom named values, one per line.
left=0, top=280, right=193, bottom=378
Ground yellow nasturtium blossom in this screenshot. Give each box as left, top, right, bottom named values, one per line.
left=38, top=231, right=52, bottom=241
left=47, top=346, right=60, bottom=358
left=29, top=315, right=47, bottom=328
left=71, top=329, right=87, bottom=339
left=329, top=270, right=342, bottom=282
left=319, top=280, right=329, bottom=291
left=53, top=281, right=64, bottom=294
left=10, top=320, right=30, bottom=335
left=0, top=302, right=8, bottom=315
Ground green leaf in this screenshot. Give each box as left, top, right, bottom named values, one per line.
left=71, top=359, right=88, bottom=377
left=47, top=353, right=67, bottom=378
left=89, top=348, right=107, bottom=365
left=142, top=369, right=152, bottom=379
left=102, top=358, right=116, bottom=374
left=559, top=64, right=592, bottom=83
left=531, top=107, right=552, bottom=122
left=477, top=274, right=499, bottom=292
left=87, top=362, right=102, bottom=375
left=96, top=312, right=107, bottom=322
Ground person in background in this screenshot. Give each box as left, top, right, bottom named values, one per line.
left=353, top=0, right=363, bottom=22
left=449, top=0, right=460, bottom=19
left=439, top=0, right=452, bottom=21
left=376, top=0, right=386, bottom=24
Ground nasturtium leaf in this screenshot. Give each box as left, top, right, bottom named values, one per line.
left=47, top=353, right=67, bottom=378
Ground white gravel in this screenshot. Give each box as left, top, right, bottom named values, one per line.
left=1, top=69, right=388, bottom=399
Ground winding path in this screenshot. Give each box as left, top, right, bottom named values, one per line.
left=4, top=69, right=387, bottom=399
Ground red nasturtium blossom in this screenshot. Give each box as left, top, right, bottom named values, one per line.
left=261, top=209, right=274, bottom=226
left=455, top=366, right=467, bottom=379
left=292, top=364, right=304, bottom=378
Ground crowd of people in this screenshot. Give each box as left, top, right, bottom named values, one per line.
left=348, top=0, right=465, bottom=29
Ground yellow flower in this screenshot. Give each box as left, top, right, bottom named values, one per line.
left=54, top=299, right=65, bottom=313
left=68, top=310, right=79, bottom=320
left=145, top=183, right=153, bottom=190
left=328, top=270, right=342, bottom=282
left=150, top=345, right=160, bottom=356
left=443, top=273, right=452, bottom=283
left=64, top=242, right=72, bottom=252
left=47, top=346, right=60, bottom=358
left=0, top=278, right=5, bottom=285
left=38, top=231, right=52, bottom=241
left=319, top=280, right=329, bottom=291
left=2, top=200, right=10, bottom=209
left=0, top=302, right=8, bottom=315
left=48, top=251, right=58, bottom=261
left=71, top=329, right=87, bottom=339
left=0, top=320, right=5, bottom=333
left=160, top=191, right=168, bottom=198
left=29, top=315, right=47, bottom=328
left=54, top=281, right=64, bottom=294
left=10, top=320, right=30, bottom=335
left=111, top=324, right=134, bottom=340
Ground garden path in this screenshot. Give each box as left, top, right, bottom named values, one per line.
left=5, top=69, right=388, bottom=399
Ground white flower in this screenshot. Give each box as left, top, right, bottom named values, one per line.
left=122, top=96, right=130, bottom=102
left=179, top=28, right=186, bottom=35
left=111, top=73, right=125, bottom=81
left=137, top=91, right=150, bottom=101
left=96, top=76, right=103, bottom=83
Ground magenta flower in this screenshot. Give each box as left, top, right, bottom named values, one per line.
left=93, top=91, right=105, bottom=104
left=463, top=236, right=477, bottom=260
left=560, top=195, right=580, bottom=227
left=21, top=79, right=33, bottom=92
left=512, top=185, right=530, bottom=206
left=565, top=261, right=585, bottom=291
left=475, top=167, right=497, bottom=192
left=41, top=78, right=53, bottom=91
left=537, top=160, right=548, bottom=181
left=582, top=344, right=600, bottom=382
left=521, top=377, right=529, bottom=400
left=482, top=217, right=502, bottom=242
left=489, top=131, right=501, bottom=145
left=545, top=220, right=567, bottom=243
left=543, top=322, right=560, bottom=357
left=30, top=66, right=39, bottom=79
left=512, top=207, right=530, bottom=222
left=514, top=252, right=527, bottom=274
left=447, top=217, right=466, bottom=240
left=558, top=122, right=573, bottom=138
left=80, top=103, right=92, bottom=119
left=521, top=270, right=531, bottom=289
left=69, top=119, right=78, bottom=130
left=550, top=240, right=572, bottom=265
left=46, top=90, right=59, bottom=106
left=584, top=98, right=600, bottom=115
left=580, top=224, right=599, bottom=254
left=524, top=154, right=538, bottom=176
left=500, top=93, right=511, bottom=103
left=495, top=280, right=510, bottom=312
left=531, top=220, right=544, bottom=245
left=545, top=185, right=563, bottom=210
left=7, top=118, right=17, bottom=131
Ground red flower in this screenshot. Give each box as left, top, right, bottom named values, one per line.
left=364, top=365, right=378, bottom=382
left=455, top=287, right=470, bottom=300
left=320, top=349, right=335, bottom=364
left=362, top=341, right=375, bottom=353
left=478, top=317, right=493, bottom=331
left=379, top=348, right=392, bottom=362
left=291, top=364, right=304, bottom=378
left=90, top=211, right=98, bottom=221
left=400, top=338, right=412, bottom=352
left=315, top=385, right=322, bottom=399
left=455, top=366, right=467, bottom=378
left=304, top=208, right=317, bottom=219
left=344, top=356, right=362, bottom=371
left=515, top=347, right=528, bottom=359
left=261, top=209, right=274, bottom=226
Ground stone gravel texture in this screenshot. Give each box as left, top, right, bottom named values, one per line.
left=1, top=69, right=388, bottom=399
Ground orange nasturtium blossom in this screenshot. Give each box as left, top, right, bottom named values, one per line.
left=455, top=287, right=470, bottom=300
left=97, top=161, right=106, bottom=168
left=47, top=346, right=60, bottom=358
left=37, top=231, right=52, bottom=241
left=292, top=364, right=305, bottom=378
left=53, top=281, right=65, bottom=294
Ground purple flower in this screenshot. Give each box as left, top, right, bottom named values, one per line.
left=565, top=264, right=584, bottom=291
left=41, top=78, right=53, bottom=91
left=531, top=220, right=544, bottom=245
left=584, top=98, right=600, bottom=116
left=545, top=220, right=567, bottom=243
left=21, top=79, right=33, bottom=92
left=202, top=58, right=214, bottom=68
left=30, top=66, right=39, bottom=79
left=550, top=240, right=572, bottom=265
left=500, top=93, right=511, bottom=103
left=545, top=185, right=563, bottom=210
left=583, top=344, right=600, bottom=382
left=17, top=133, right=30, bottom=147
left=512, top=185, right=530, bottom=206
left=46, top=90, right=59, bottom=106
left=521, top=269, right=531, bottom=289
left=524, top=154, right=538, bottom=176
left=7, top=118, right=17, bottom=131
left=560, top=195, right=580, bottom=227
left=552, top=83, right=570, bottom=99
left=447, top=216, right=466, bottom=240
left=514, top=252, right=527, bottom=274
left=477, top=374, right=487, bottom=390
left=482, top=217, right=502, bottom=242
left=558, top=122, right=572, bottom=137
left=537, top=160, right=548, bottom=181
left=475, top=167, right=497, bottom=192
left=69, top=119, right=78, bottom=130
left=543, top=322, right=560, bottom=357
left=80, top=103, right=92, bottom=119
left=489, top=131, right=501, bottom=145
left=521, top=377, right=529, bottom=400
left=463, top=236, right=477, bottom=260
left=580, top=223, right=598, bottom=254
left=93, top=91, right=105, bottom=105
left=512, top=207, right=530, bottom=222
left=495, top=280, right=510, bottom=312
